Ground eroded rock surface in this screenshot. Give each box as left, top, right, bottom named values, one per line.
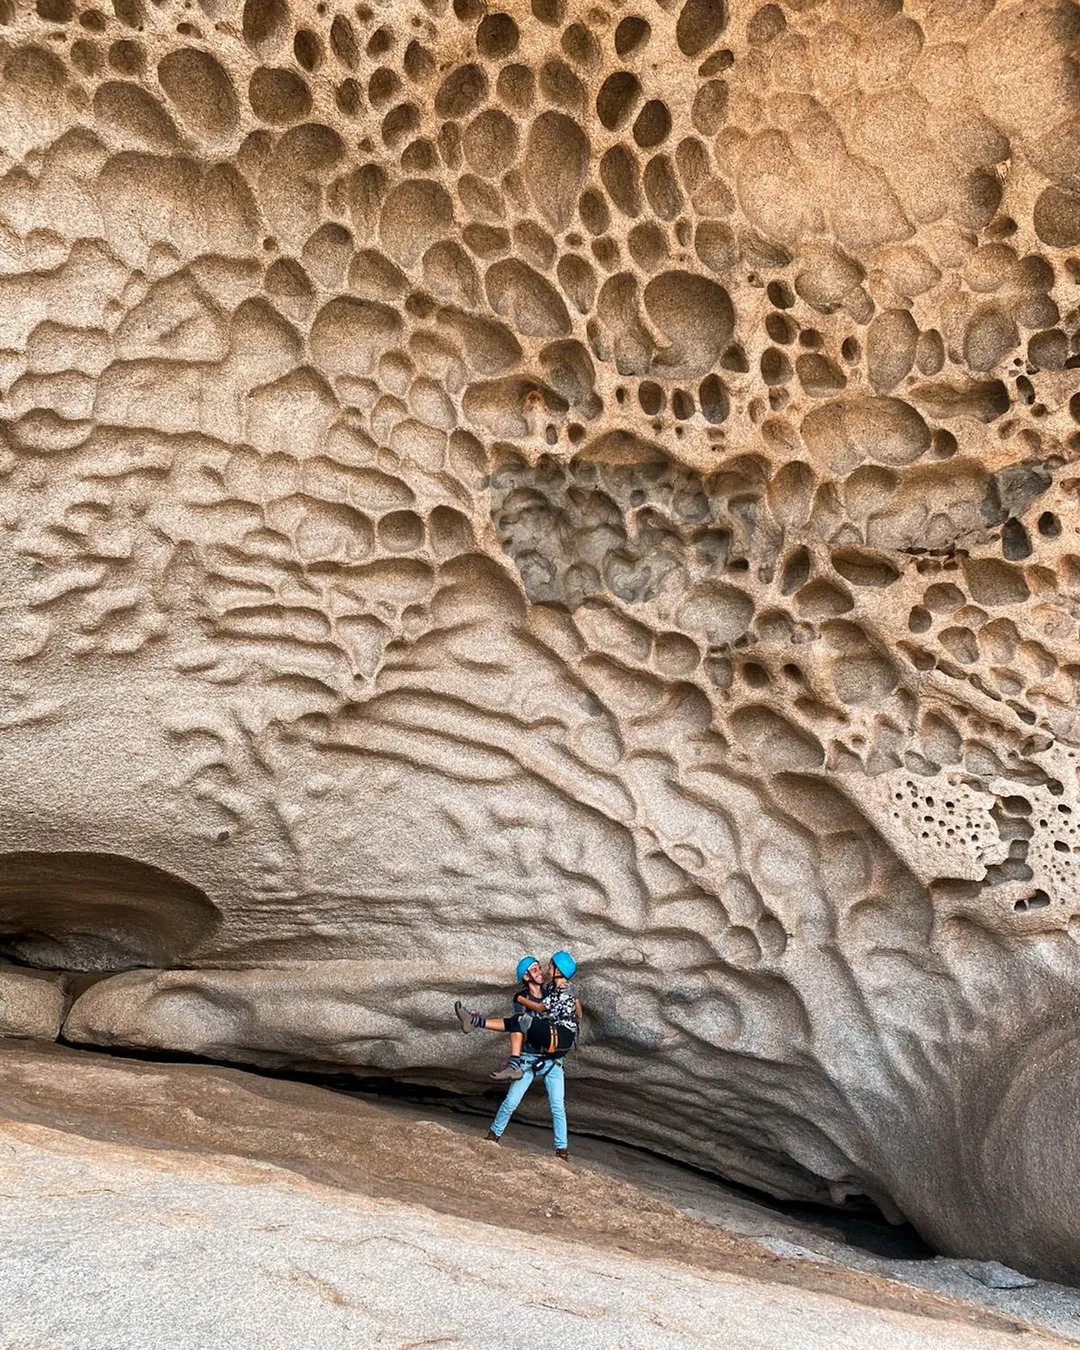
left=0, top=1042, right=1066, bottom=1350
left=0, top=967, right=66, bottom=1040
left=1, top=1046, right=1060, bottom=1350
left=0, top=0, right=1079, bottom=1281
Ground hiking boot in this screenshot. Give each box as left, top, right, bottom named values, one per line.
left=454, top=1000, right=474, bottom=1034
left=489, top=1058, right=524, bottom=1081
left=555, top=1148, right=569, bottom=1161
left=485, top=1129, right=500, bottom=1144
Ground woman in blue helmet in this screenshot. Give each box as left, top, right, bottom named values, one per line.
left=454, top=951, right=580, bottom=1160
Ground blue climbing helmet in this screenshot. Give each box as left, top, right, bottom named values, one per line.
left=551, top=949, right=576, bottom=979
left=516, top=955, right=540, bottom=981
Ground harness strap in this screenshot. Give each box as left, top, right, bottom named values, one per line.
left=522, top=1020, right=577, bottom=1079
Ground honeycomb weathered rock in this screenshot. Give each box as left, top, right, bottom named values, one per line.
left=1, top=0, right=1079, bottom=1280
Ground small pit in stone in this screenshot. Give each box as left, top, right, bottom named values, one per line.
left=1014, top=889, right=1051, bottom=913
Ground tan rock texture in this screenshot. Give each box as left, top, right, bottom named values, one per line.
left=0, top=1044, right=1065, bottom=1350
left=0, top=1041, right=1066, bottom=1349
left=0, top=0, right=1078, bottom=1280
left=0, top=967, right=66, bottom=1040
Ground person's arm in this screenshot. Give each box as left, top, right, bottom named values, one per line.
left=514, top=979, right=545, bottom=1012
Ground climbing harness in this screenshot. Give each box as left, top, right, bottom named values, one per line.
left=525, top=1020, right=570, bottom=1079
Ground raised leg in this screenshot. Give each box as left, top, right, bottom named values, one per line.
left=455, top=1001, right=509, bottom=1033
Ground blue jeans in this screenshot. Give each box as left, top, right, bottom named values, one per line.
left=490, top=1055, right=567, bottom=1149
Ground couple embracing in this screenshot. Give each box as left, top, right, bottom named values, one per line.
left=454, top=951, right=581, bottom=1160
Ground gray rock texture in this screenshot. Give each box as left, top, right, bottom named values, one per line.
left=0, top=0, right=1079, bottom=1284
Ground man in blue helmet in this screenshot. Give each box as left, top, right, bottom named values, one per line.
left=496, top=954, right=546, bottom=1080
left=455, top=951, right=580, bottom=1160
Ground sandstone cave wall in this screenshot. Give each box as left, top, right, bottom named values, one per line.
left=0, top=0, right=1080, bottom=1280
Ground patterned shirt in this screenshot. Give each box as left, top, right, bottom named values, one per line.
left=543, top=980, right=579, bottom=1033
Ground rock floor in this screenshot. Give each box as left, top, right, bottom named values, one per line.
left=0, top=1041, right=1075, bottom=1350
